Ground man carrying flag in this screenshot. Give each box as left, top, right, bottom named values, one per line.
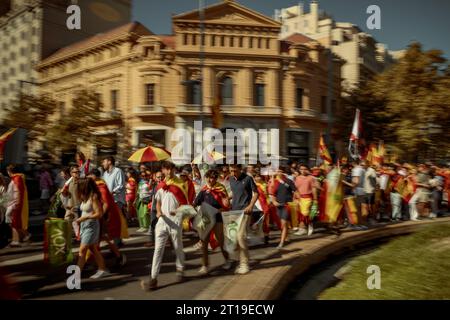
left=348, top=109, right=361, bottom=160
left=142, top=161, right=195, bottom=290
left=5, top=164, right=30, bottom=247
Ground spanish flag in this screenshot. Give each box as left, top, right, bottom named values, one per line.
left=160, top=176, right=195, bottom=206
left=0, top=128, right=17, bottom=160
left=319, top=135, right=332, bottom=165
left=10, top=173, right=29, bottom=231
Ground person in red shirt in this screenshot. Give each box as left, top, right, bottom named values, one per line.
left=294, top=165, right=318, bottom=237
left=125, top=168, right=138, bottom=222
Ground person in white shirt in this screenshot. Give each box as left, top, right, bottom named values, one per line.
left=351, top=161, right=368, bottom=229
left=141, top=161, right=194, bottom=291
left=363, top=161, right=378, bottom=223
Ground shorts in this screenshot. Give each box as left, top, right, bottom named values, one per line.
left=80, top=219, right=100, bottom=245
left=364, top=193, right=375, bottom=205
left=276, top=205, right=290, bottom=221
left=299, top=197, right=313, bottom=217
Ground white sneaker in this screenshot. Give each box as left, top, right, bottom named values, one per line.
left=411, top=217, right=420, bottom=221
left=137, top=228, right=147, bottom=233
left=294, top=228, right=307, bottom=236
left=307, top=225, right=314, bottom=236
left=23, top=233, right=32, bottom=242
left=276, top=243, right=284, bottom=250
left=292, top=227, right=299, bottom=232
left=235, top=265, right=250, bottom=275
left=429, top=213, right=437, bottom=219
left=222, top=260, right=233, bottom=271
left=198, top=266, right=208, bottom=275
left=90, top=270, right=111, bottom=279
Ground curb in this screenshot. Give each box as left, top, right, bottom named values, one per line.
left=205, top=217, right=450, bottom=300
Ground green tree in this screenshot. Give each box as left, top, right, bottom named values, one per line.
left=3, top=93, right=58, bottom=143
left=339, top=42, right=450, bottom=162
left=45, top=89, right=104, bottom=152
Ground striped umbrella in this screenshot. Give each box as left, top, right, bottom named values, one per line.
left=128, top=146, right=171, bottom=163
left=192, top=151, right=225, bottom=164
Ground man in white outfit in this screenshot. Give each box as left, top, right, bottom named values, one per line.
left=141, top=161, right=194, bottom=291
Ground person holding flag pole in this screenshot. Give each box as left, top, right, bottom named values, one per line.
left=348, top=109, right=362, bottom=160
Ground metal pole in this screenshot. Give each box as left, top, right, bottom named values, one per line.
left=326, top=49, right=334, bottom=159
left=199, top=0, right=205, bottom=120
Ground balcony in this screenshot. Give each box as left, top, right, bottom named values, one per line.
left=288, top=108, right=320, bottom=119
left=221, top=106, right=282, bottom=117
left=176, top=104, right=209, bottom=115
left=134, top=105, right=166, bottom=116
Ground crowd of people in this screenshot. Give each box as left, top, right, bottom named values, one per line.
left=0, top=151, right=449, bottom=290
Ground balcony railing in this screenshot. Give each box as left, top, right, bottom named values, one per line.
left=134, top=105, right=166, bottom=115
left=221, top=106, right=282, bottom=116
left=176, top=104, right=208, bottom=115
left=288, top=108, right=319, bottom=119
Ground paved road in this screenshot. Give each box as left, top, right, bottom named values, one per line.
left=1, top=215, right=449, bottom=300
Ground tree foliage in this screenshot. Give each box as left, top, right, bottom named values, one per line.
left=338, top=42, right=450, bottom=162
left=45, top=89, right=104, bottom=151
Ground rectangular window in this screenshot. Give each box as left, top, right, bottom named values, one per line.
left=230, top=36, right=234, bottom=47
left=321, top=96, right=327, bottom=114
left=249, top=37, right=253, bottom=48
left=187, top=82, right=201, bottom=105
left=192, top=34, right=197, bottom=46
left=211, top=35, right=216, bottom=47
left=220, top=36, right=225, bottom=47
left=183, top=33, right=188, bottom=45
left=254, top=84, right=265, bottom=107
left=145, top=84, right=155, bottom=105
left=239, top=37, right=243, bottom=47
left=296, top=87, right=304, bottom=109
left=111, top=90, right=118, bottom=111
left=258, top=38, right=262, bottom=49
left=266, top=38, right=270, bottom=49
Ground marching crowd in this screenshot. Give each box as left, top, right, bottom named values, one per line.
left=0, top=151, right=449, bottom=290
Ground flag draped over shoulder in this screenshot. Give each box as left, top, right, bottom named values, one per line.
left=10, top=174, right=29, bottom=231
left=201, top=182, right=229, bottom=210
left=159, top=177, right=195, bottom=205
left=96, top=179, right=128, bottom=239
left=0, top=128, right=17, bottom=160
left=348, top=109, right=361, bottom=160
left=319, top=135, right=333, bottom=165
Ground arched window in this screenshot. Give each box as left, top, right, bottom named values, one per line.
left=221, top=77, right=233, bottom=106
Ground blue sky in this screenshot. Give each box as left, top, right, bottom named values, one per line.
left=133, top=0, right=450, bottom=58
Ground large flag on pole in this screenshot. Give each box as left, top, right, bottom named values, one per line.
left=319, top=134, right=333, bottom=165
left=348, top=109, right=361, bottom=160
left=0, top=128, right=18, bottom=160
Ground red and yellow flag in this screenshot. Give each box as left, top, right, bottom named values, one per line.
left=319, top=135, right=332, bottom=165
left=0, top=128, right=17, bottom=160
